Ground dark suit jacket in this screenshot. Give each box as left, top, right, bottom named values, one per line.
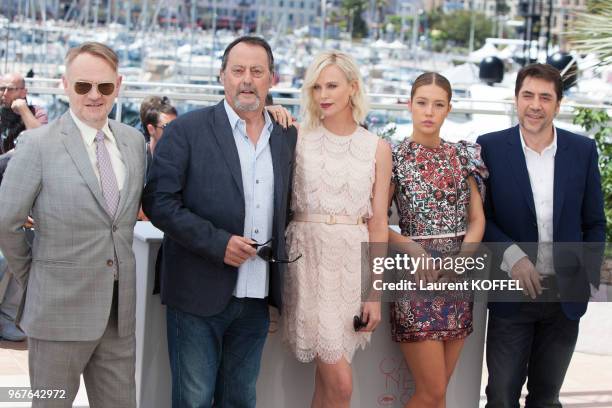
left=477, top=125, right=606, bottom=320
left=142, top=101, right=297, bottom=317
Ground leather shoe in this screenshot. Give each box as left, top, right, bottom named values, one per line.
left=0, top=313, right=25, bottom=342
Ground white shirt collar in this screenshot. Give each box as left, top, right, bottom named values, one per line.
left=223, top=99, right=273, bottom=137
left=519, top=126, right=557, bottom=155
left=69, top=109, right=114, bottom=147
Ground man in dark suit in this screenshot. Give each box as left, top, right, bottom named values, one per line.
left=477, top=63, right=605, bottom=408
left=142, top=36, right=297, bottom=408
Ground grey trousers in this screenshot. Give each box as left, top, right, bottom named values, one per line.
left=28, top=283, right=136, bottom=408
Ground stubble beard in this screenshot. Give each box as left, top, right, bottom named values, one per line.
left=234, top=93, right=261, bottom=112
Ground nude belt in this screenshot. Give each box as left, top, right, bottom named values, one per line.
left=292, top=212, right=366, bottom=225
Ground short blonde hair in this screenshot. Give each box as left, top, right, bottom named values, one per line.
left=65, top=42, right=119, bottom=72
left=300, top=51, right=369, bottom=131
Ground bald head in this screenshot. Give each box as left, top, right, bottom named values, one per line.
left=1, top=73, right=27, bottom=108
left=2, top=73, right=26, bottom=88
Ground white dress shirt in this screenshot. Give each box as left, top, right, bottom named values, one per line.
left=70, top=110, right=126, bottom=192
left=501, top=128, right=557, bottom=276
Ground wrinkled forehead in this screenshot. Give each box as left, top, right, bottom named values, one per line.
left=0, top=76, right=20, bottom=87
left=65, top=53, right=118, bottom=82
left=518, top=76, right=557, bottom=95
left=226, top=43, right=270, bottom=69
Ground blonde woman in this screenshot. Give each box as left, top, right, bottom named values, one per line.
left=279, top=51, right=392, bottom=408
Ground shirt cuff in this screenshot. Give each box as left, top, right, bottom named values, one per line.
left=500, top=244, right=528, bottom=277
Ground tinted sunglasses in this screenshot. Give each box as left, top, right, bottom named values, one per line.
left=73, top=81, right=115, bottom=96
left=250, top=238, right=302, bottom=264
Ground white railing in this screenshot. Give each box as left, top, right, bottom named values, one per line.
left=24, top=78, right=612, bottom=124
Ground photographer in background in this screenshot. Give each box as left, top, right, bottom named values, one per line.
left=0, top=72, right=48, bottom=154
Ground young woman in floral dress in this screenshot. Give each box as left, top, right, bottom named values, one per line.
left=389, top=72, right=488, bottom=408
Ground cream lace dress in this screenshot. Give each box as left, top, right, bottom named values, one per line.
left=282, top=125, right=379, bottom=364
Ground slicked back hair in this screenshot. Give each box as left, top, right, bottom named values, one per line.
left=65, top=42, right=119, bottom=72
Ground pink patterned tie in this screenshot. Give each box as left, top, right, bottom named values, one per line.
left=95, top=130, right=120, bottom=218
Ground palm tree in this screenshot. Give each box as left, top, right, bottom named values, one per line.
left=569, top=1, right=612, bottom=242
left=568, top=1, right=612, bottom=67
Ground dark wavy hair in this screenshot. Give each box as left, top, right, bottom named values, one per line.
left=515, top=63, right=563, bottom=101
left=140, top=96, right=177, bottom=137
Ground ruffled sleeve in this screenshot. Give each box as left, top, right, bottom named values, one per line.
left=459, top=140, right=488, bottom=202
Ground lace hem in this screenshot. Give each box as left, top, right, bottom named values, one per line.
left=283, top=328, right=371, bottom=364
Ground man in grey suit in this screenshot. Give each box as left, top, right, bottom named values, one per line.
left=0, top=42, right=144, bottom=407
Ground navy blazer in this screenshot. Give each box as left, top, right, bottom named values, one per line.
left=142, top=101, right=297, bottom=317
left=477, top=125, right=605, bottom=320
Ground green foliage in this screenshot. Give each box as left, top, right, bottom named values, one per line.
left=386, top=15, right=415, bottom=41
left=377, top=124, right=397, bottom=143
left=573, top=107, right=612, bottom=242
left=426, top=10, right=493, bottom=50
left=387, top=15, right=402, bottom=32
left=495, top=0, right=510, bottom=15
left=587, top=0, right=609, bottom=13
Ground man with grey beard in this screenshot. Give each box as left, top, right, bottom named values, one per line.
left=142, top=36, right=297, bottom=408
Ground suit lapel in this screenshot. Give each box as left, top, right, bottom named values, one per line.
left=212, top=102, right=244, bottom=199
left=553, top=129, right=568, bottom=233
left=269, top=124, right=285, bottom=216
left=60, top=113, right=110, bottom=220
left=109, top=120, right=132, bottom=221
left=506, top=126, right=537, bottom=219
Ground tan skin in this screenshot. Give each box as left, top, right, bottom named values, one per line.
left=266, top=105, right=294, bottom=129
left=508, top=76, right=562, bottom=299
left=388, top=83, right=485, bottom=408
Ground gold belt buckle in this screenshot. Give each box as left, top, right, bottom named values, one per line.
left=326, top=214, right=336, bottom=225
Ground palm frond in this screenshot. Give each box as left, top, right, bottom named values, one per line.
left=567, top=3, right=612, bottom=67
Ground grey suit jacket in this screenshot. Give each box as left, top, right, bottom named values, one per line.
left=0, top=112, right=145, bottom=341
